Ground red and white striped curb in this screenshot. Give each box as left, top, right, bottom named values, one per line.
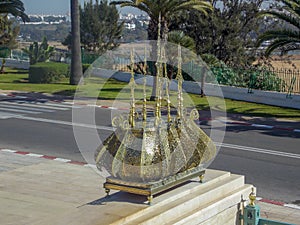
left=1, top=148, right=299, bottom=210
left=0, top=148, right=89, bottom=166
left=256, top=197, right=300, bottom=210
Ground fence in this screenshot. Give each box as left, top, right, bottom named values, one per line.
left=210, top=67, right=300, bottom=94
left=275, top=68, right=300, bottom=93
left=114, top=60, right=300, bottom=94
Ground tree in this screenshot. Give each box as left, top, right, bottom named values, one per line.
left=257, top=0, right=300, bottom=56
left=111, top=0, right=212, bottom=99
left=0, top=0, right=28, bottom=73
left=0, top=0, right=29, bottom=22
left=0, top=0, right=29, bottom=48
left=111, top=0, right=212, bottom=41
left=0, top=16, right=19, bottom=48
left=70, top=0, right=83, bottom=85
left=80, top=0, right=123, bottom=54
left=22, top=37, right=55, bottom=64
left=171, top=0, right=263, bottom=67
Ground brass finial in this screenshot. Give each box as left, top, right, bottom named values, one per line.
left=143, top=46, right=147, bottom=121
left=155, top=13, right=162, bottom=125
left=161, top=45, right=171, bottom=123
left=176, top=45, right=183, bottom=120
left=129, top=49, right=136, bottom=127
left=249, top=187, right=256, bottom=206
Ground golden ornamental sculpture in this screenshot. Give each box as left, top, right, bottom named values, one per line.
left=94, top=19, right=217, bottom=204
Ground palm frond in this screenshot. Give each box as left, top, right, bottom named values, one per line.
left=264, top=39, right=298, bottom=56
left=258, top=10, right=300, bottom=29
left=0, top=0, right=29, bottom=22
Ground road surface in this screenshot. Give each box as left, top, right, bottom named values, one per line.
left=0, top=98, right=299, bottom=205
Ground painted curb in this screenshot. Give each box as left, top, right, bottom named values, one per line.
left=0, top=148, right=88, bottom=166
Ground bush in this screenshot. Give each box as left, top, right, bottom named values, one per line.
left=82, top=64, right=91, bottom=74
left=65, top=63, right=91, bottom=78
left=29, top=62, right=68, bottom=83
left=211, top=66, right=284, bottom=92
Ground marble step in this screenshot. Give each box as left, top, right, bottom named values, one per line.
left=169, top=184, right=253, bottom=225
left=113, top=170, right=248, bottom=225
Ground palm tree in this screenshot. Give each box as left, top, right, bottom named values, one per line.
left=257, top=0, right=300, bottom=56
left=70, top=0, right=83, bottom=85
left=111, top=0, right=212, bottom=99
left=111, top=0, right=211, bottom=41
left=0, top=0, right=29, bottom=22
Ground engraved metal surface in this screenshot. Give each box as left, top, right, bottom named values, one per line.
left=94, top=33, right=217, bottom=187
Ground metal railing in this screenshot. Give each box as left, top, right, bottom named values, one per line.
left=100, top=58, right=300, bottom=95
left=211, top=67, right=300, bottom=94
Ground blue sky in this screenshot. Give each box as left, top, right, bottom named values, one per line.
left=22, top=0, right=141, bottom=15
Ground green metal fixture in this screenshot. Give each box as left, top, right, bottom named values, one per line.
left=243, top=188, right=261, bottom=225
left=241, top=188, right=295, bottom=225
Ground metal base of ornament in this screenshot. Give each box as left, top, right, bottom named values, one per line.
left=103, top=167, right=205, bottom=205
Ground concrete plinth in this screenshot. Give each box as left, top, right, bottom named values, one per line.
left=110, top=170, right=252, bottom=225
left=37, top=169, right=252, bottom=225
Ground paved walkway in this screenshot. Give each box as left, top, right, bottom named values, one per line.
left=0, top=150, right=299, bottom=225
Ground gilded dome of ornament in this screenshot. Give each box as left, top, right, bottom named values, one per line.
left=94, top=43, right=217, bottom=183
left=95, top=109, right=216, bottom=182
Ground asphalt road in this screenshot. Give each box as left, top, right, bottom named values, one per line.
left=0, top=99, right=299, bottom=205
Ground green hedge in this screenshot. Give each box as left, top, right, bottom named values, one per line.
left=29, top=62, right=68, bottom=83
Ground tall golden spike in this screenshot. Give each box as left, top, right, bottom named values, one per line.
left=161, top=42, right=171, bottom=123
left=155, top=12, right=162, bottom=125
left=176, top=44, right=183, bottom=121
left=129, top=48, right=136, bottom=127
left=143, top=45, right=147, bottom=121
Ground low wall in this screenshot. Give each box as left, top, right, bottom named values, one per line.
left=205, top=84, right=300, bottom=110
left=0, top=58, right=30, bottom=70
left=92, top=70, right=300, bottom=110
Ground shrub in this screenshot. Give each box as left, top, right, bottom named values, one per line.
left=65, top=63, right=91, bottom=78
left=29, top=62, right=68, bottom=83
left=82, top=64, right=91, bottom=74
left=211, top=66, right=284, bottom=92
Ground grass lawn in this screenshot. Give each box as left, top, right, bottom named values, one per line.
left=1, top=68, right=300, bottom=120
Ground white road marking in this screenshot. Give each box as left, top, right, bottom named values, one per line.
left=16, top=116, right=115, bottom=131
left=1, top=101, right=70, bottom=111
left=216, top=142, right=300, bottom=159
left=251, top=124, right=274, bottom=129
left=0, top=107, right=40, bottom=114
left=0, top=103, right=54, bottom=113
left=0, top=112, right=24, bottom=119
left=39, top=102, right=80, bottom=108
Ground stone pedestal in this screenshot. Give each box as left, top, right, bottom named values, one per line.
left=109, top=169, right=252, bottom=225
left=38, top=169, right=252, bottom=225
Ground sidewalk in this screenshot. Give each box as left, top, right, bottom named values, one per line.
left=0, top=150, right=299, bottom=225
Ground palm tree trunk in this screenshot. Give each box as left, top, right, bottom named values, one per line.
left=70, top=0, right=83, bottom=85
